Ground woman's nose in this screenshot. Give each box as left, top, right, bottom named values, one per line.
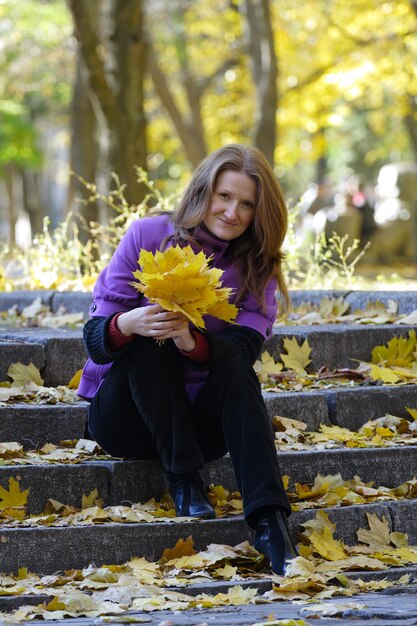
left=224, top=201, right=239, bottom=220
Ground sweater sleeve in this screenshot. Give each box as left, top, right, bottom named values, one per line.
left=83, top=314, right=135, bottom=364
left=196, top=324, right=264, bottom=369
left=179, top=330, right=212, bottom=362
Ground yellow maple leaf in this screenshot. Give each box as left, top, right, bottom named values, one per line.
left=131, top=245, right=238, bottom=329
left=283, top=556, right=316, bottom=578
left=375, top=426, right=395, bottom=438
left=100, top=618, right=149, bottom=624
left=194, top=585, right=257, bottom=607
left=308, top=526, right=347, bottom=561
left=0, top=477, right=29, bottom=511
left=82, top=488, right=103, bottom=510
left=364, top=299, right=395, bottom=315
left=280, top=337, right=312, bottom=374
left=367, top=364, right=399, bottom=384
left=254, top=351, right=283, bottom=383
left=393, top=547, right=417, bottom=563
left=68, top=369, right=82, bottom=389
left=301, top=602, right=367, bottom=618
left=16, top=567, right=30, bottom=580
left=373, top=551, right=403, bottom=566
left=317, top=424, right=355, bottom=443
left=319, top=296, right=349, bottom=318
left=7, top=362, right=44, bottom=387
left=301, top=510, right=337, bottom=537
left=160, top=535, right=197, bottom=563
left=395, top=309, right=417, bottom=325
left=205, top=298, right=239, bottom=323
left=406, top=407, right=417, bottom=421
left=356, top=513, right=391, bottom=548
left=250, top=617, right=310, bottom=625
left=45, top=597, right=66, bottom=612
left=126, top=557, right=160, bottom=585
left=390, top=365, right=417, bottom=380
left=213, top=563, right=238, bottom=579
left=208, top=484, right=230, bottom=503
left=389, top=531, right=409, bottom=547
left=371, top=330, right=417, bottom=368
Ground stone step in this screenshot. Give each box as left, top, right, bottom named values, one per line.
left=264, top=383, right=417, bottom=431
left=0, top=340, right=45, bottom=382
left=0, top=290, right=92, bottom=316
left=0, top=403, right=88, bottom=448
left=0, top=517, right=249, bottom=576
left=1, top=289, right=417, bottom=317
left=2, top=446, right=416, bottom=515
left=0, top=328, right=85, bottom=387
left=0, top=393, right=326, bottom=447
left=1, top=499, right=416, bottom=575
left=1, top=323, right=416, bottom=388
left=3, top=568, right=417, bottom=615
left=1, top=306, right=417, bottom=387
left=0, top=290, right=416, bottom=604
left=2, top=382, right=417, bottom=448
left=268, top=323, right=417, bottom=370
left=289, top=289, right=417, bottom=315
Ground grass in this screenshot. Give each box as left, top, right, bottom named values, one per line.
left=1, top=171, right=416, bottom=293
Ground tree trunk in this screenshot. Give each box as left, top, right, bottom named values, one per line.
left=244, top=0, right=278, bottom=164
left=148, top=52, right=207, bottom=167
left=5, top=165, right=16, bottom=248
left=22, top=170, right=43, bottom=236
left=110, top=0, right=147, bottom=202
left=147, top=3, right=244, bottom=167
left=404, top=96, right=417, bottom=162
left=67, top=0, right=147, bottom=206
left=316, top=128, right=328, bottom=183
left=67, top=54, right=99, bottom=237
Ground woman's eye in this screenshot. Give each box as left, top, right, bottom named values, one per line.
left=219, top=192, right=229, bottom=199
left=243, top=201, right=254, bottom=209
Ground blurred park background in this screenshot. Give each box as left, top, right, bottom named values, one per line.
left=1, top=0, right=417, bottom=291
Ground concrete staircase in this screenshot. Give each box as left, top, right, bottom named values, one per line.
left=1, top=290, right=417, bottom=605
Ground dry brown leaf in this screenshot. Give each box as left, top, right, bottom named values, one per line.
left=356, top=513, right=391, bottom=548
left=301, top=601, right=367, bottom=617
left=160, top=536, right=197, bottom=564
left=0, top=442, right=23, bottom=458
left=7, top=362, right=44, bottom=387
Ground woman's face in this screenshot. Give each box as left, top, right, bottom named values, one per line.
left=203, top=170, right=256, bottom=241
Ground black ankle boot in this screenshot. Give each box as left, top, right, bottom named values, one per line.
left=167, top=471, right=216, bottom=519
left=253, top=509, right=298, bottom=575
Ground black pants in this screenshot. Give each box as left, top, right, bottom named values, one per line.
left=88, top=336, right=291, bottom=523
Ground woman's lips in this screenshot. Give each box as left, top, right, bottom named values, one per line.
left=218, top=218, right=238, bottom=226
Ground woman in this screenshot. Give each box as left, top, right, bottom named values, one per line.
left=78, top=144, right=297, bottom=575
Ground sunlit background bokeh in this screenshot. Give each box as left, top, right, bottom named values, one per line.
left=1, top=0, right=417, bottom=289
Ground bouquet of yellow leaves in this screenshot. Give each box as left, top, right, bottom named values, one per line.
left=131, top=245, right=239, bottom=329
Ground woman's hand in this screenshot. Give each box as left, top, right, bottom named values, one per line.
left=117, top=304, right=195, bottom=351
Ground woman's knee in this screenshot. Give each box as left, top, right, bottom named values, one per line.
left=209, top=355, right=259, bottom=386
left=120, top=338, right=183, bottom=382
left=88, top=406, right=159, bottom=459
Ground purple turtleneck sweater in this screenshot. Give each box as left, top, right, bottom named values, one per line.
left=78, top=213, right=278, bottom=402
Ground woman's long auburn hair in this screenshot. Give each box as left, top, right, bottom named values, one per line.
left=169, top=143, right=289, bottom=311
